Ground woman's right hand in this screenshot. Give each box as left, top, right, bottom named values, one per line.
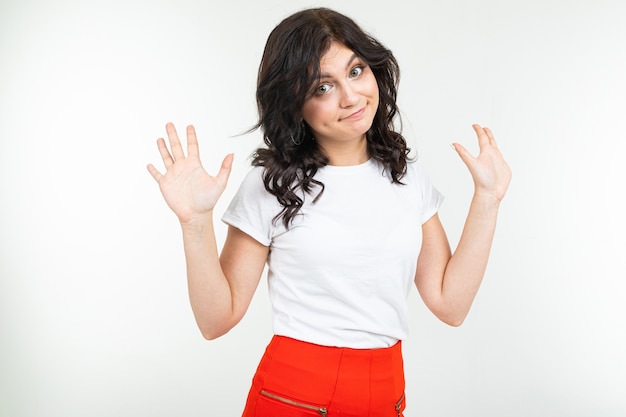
left=147, top=123, right=233, bottom=224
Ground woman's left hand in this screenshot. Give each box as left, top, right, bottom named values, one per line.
left=452, top=124, right=512, bottom=202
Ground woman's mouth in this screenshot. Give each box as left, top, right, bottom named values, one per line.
left=343, top=107, right=366, bottom=120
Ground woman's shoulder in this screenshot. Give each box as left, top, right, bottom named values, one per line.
left=403, top=157, right=441, bottom=192
left=237, top=165, right=266, bottom=190
left=403, top=157, right=427, bottom=179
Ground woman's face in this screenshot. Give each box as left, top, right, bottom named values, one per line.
left=301, top=42, right=379, bottom=154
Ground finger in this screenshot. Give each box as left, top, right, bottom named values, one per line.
left=156, top=138, right=174, bottom=168
left=186, top=125, right=200, bottom=158
left=451, top=142, right=475, bottom=168
left=484, top=127, right=498, bottom=148
left=146, top=163, right=163, bottom=182
left=472, top=124, right=490, bottom=152
left=165, top=122, right=186, bottom=160
left=215, top=153, right=234, bottom=188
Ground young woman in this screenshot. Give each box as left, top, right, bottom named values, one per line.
left=147, top=7, right=511, bottom=416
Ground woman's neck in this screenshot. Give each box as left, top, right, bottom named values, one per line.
left=318, top=137, right=369, bottom=166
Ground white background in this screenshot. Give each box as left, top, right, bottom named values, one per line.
left=1, top=0, right=625, bottom=416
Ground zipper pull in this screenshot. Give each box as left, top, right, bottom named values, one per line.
left=395, top=392, right=405, bottom=417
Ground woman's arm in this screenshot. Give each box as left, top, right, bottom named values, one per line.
left=182, top=221, right=268, bottom=340
left=414, top=124, right=511, bottom=326
left=148, top=123, right=268, bottom=339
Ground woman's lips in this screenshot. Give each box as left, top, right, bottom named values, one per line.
left=343, top=107, right=366, bottom=120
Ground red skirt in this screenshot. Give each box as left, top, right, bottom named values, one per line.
left=242, top=335, right=406, bottom=417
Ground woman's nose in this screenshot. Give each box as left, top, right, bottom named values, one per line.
left=339, top=84, right=359, bottom=108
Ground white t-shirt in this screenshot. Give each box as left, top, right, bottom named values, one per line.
left=222, top=158, right=443, bottom=348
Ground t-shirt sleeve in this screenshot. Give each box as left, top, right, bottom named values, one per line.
left=411, top=162, right=444, bottom=224
left=221, top=167, right=279, bottom=246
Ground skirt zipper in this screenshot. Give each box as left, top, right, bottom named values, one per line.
left=395, top=392, right=405, bottom=417
left=260, top=389, right=328, bottom=416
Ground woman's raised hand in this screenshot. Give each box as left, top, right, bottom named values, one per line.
left=452, top=124, right=512, bottom=203
left=147, top=123, right=233, bottom=224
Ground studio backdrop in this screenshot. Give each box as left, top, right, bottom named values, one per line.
left=1, top=0, right=625, bottom=416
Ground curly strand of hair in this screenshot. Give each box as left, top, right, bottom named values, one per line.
left=252, top=139, right=327, bottom=228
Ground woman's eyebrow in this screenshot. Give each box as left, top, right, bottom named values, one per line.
left=319, top=54, right=360, bottom=79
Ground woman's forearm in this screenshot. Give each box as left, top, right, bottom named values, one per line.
left=440, top=192, right=501, bottom=325
left=180, top=214, right=236, bottom=339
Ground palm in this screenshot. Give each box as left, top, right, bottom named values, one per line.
left=147, top=123, right=233, bottom=223
left=454, top=125, right=511, bottom=202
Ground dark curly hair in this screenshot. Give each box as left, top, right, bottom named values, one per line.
left=251, top=7, right=409, bottom=228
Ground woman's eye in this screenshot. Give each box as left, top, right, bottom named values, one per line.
left=317, top=83, right=331, bottom=94
left=350, top=66, right=363, bottom=77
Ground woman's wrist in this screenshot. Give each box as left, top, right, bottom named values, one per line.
left=179, top=211, right=215, bottom=235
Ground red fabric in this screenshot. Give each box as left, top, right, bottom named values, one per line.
left=242, top=335, right=406, bottom=416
